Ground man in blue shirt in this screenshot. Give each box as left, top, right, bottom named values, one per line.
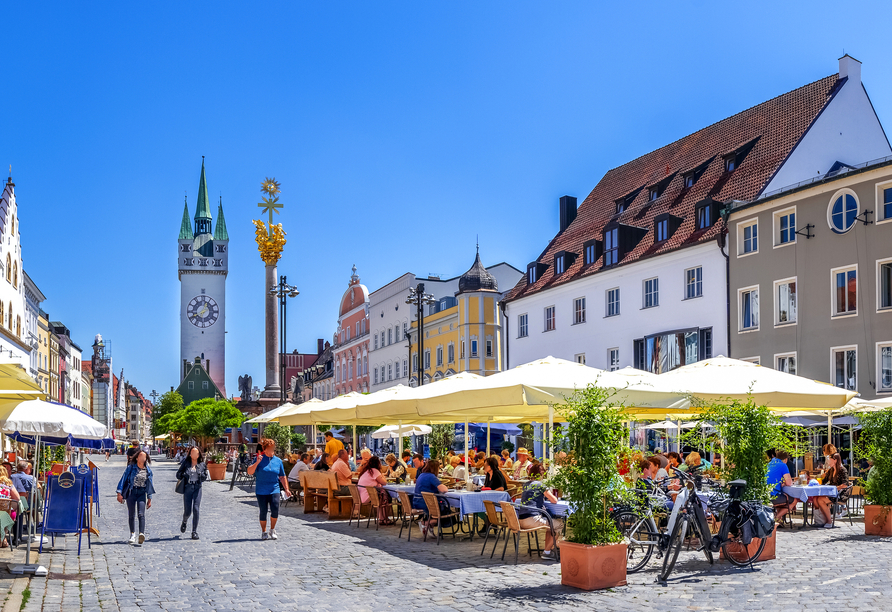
left=768, top=449, right=797, bottom=525
left=12, top=461, right=34, bottom=495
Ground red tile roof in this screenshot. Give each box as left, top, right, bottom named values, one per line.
left=505, top=74, right=840, bottom=302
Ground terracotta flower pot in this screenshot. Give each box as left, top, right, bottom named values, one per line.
left=207, top=462, right=228, bottom=481
left=864, top=505, right=892, bottom=536
left=559, top=541, right=627, bottom=590
left=717, top=524, right=776, bottom=562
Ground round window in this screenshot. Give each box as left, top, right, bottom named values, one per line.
left=828, top=192, right=858, bottom=233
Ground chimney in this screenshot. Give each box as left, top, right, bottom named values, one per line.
left=839, top=54, right=861, bottom=84
left=317, top=338, right=324, bottom=355
left=559, top=196, right=577, bottom=232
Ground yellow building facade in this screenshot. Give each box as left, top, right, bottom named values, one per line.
left=410, top=253, right=503, bottom=384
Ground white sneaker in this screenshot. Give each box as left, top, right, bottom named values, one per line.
left=138, top=533, right=145, bottom=545
left=128, top=533, right=137, bottom=545
left=269, top=528, right=278, bottom=540
left=261, top=532, right=270, bottom=541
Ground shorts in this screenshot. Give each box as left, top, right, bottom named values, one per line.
left=518, top=515, right=563, bottom=535
left=256, top=493, right=281, bottom=521
left=771, top=492, right=796, bottom=507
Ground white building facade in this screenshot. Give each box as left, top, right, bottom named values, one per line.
left=0, top=177, right=32, bottom=372
left=22, top=271, right=45, bottom=383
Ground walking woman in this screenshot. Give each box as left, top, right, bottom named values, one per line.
left=176, top=446, right=208, bottom=540
left=116, top=449, right=155, bottom=545
left=247, top=438, right=292, bottom=541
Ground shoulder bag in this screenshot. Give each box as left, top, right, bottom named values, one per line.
left=175, top=478, right=185, bottom=494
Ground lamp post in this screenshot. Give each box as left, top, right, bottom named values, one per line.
left=269, top=275, right=300, bottom=404
left=406, top=283, right=435, bottom=386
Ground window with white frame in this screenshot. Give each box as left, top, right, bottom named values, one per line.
left=739, top=286, right=759, bottom=331
left=608, top=348, right=619, bottom=371
left=486, top=339, right=493, bottom=358
left=878, top=343, right=892, bottom=393
left=575, top=353, right=585, bottom=365
left=388, top=328, right=392, bottom=345
left=402, top=359, right=408, bottom=377
left=776, top=352, right=797, bottom=375
left=518, top=314, right=528, bottom=338
left=424, top=350, right=430, bottom=370
left=413, top=354, right=418, bottom=372
left=544, top=306, right=556, bottom=331
left=388, top=363, right=392, bottom=381
left=555, top=255, right=565, bottom=275
left=738, top=220, right=758, bottom=255
left=685, top=267, right=702, bottom=299
left=461, top=340, right=466, bottom=359
left=573, top=297, right=586, bottom=324
left=882, top=185, right=892, bottom=222
left=374, top=367, right=378, bottom=384
left=643, top=278, right=659, bottom=308
left=832, top=346, right=857, bottom=391
left=395, top=360, right=400, bottom=378
left=374, top=334, right=378, bottom=350
left=355, top=322, right=360, bottom=337
left=741, top=356, right=761, bottom=365
left=828, top=190, right=859, bottom=233
left=606, top=288, right=620, bottom=317
left=774, top=207, right=796, bottom=246
left=585, top=242, right=597, bottom=265
left=381, top=331, right=385, bottom=347
left=470, top=339, right=478, bottom=358
left=832, top=265, right=857, bottom=316
left=774, top=278, right=797, bottom=325
left=655, top=218, right=669, bottom=242
left=604, top=227, right=619, bottom=266
left=878, top=259, right=892, bottom=311
left=403, top=322, right=407, bottom=339
left=436, top=346, right=443, bottom=366
left=448, top=343, right=454, bottom=363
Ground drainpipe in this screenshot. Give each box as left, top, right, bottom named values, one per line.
left=719, top=203, right=732, bottom=358
left=499, top=300, right=509, bottom=370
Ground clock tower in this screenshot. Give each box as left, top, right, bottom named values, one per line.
left=178, top=157, right=228, bottom=396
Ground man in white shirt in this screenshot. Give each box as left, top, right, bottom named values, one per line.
left=452, top=458, right=467, bottom=481
left=511, top=448, right=532, bottom=480
left=288, top=453, right=310, bottom=481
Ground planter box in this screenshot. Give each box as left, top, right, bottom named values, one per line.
left=559, top=541, right=627, bottom=591
left=719, top=527, right=776, bottom=562
left=207, top=462, right=228, bottom=481
left=865, top=505, right=892, bottom=536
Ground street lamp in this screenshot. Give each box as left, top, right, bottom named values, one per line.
left=406, top=283, right=435, bottom=386
left=269, top=275, right=300, bottom=403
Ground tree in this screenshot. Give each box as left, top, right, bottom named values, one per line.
left=261, top=422, right=292, bottom=457
left=158, top=397, right=243, bottom=450
left=428, top=423, right=455, bottom=463
left=151, top=390, right=184, bottom=437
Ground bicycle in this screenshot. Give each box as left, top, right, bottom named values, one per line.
left=705, top=479, right=769, bottom=568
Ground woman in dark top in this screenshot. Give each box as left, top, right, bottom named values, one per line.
left=314, top=453, right=331, bottom=470
left=814, top=452, right=848, bottom=528
left=175, top=446, right=208, bottom=540
left=483, top=456, right=507, bottom=491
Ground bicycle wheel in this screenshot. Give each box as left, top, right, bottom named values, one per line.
left=659, top=515, right=688, bottom=581
left=721, top=529, right=766, bottom=567
left=615, top=511, right=654, bottom=573
left=690, top=516, right=714, bottom=565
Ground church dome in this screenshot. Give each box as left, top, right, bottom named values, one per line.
left=458, top=251, right=498, bottom=294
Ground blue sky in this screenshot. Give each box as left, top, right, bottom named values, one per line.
left=5, top=2, right=892, bottom=398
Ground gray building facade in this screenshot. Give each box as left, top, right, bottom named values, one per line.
left=728, top=158, right=892, bottom=401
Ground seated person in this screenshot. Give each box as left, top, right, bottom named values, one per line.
left=384, top=454, right=406, bottom=482
left=527, top=459, right=546, bottom=479
left=678, top=451, right=710, bottom=473
left=288, top=453, right=310, bottom=481
left=412, top=454, right=425, bottom=473
left=636, top=459, right=673, bottom=510
left=517, top=481, right=563, bottom=560
left=511, top=448, right=532, bottom=479
left=413, top=460, right=449, bottom=534
left=444, top=455, right=459, bottom=476
left=330, top=450, right=353, bottom=496
left=451, top=458, right=467, bottom=481
left=11, top=461, right=33, bottom=495
left=314, top=452, right=331, bottom=471
left=500, top=449, right=514, bottom=469
left=358, top=448, right=372, bottom=471
left=647, top=456, right=669, bottom=481
left=474, top=452, right=486, bottom=470
left=401, top=449, right=412, bottom=467
left=768, top=449, right=797, bottom=525
left=357, top=456, right=393, bottom=525
left=814, top=452, right=848, bottom=528
left=483, top=456, right=506, bottom=491
left=666, top=452, right=682, bottom=476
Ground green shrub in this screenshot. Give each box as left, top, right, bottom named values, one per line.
left=858, top=407, right=892, bottom=507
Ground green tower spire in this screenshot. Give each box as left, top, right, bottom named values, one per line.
left=193, top=157, right=212, bottom=235
left=178, top=196, right=194, bottom=240
left=214, top=196, right=229, bottom=241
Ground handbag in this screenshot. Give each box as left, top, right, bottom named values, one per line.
left=175, top=479, right=185, bottom=495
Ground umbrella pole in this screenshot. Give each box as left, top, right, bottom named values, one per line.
left=27, top=436, right=39, bottom=565
left=353, top=427, right=358, bottom=463
left=464, top=422, right=469, bottom=484
left=828, top=412, right=832, bottom=451
left=548, top=405, right=554, bottom=470
left=849, top=423, right=853, bottom=470
left=486, top=423, right=490, bottom=457
left=397, top=420, right=402, bottom=458
left=676, top=420, right=681, bottom=453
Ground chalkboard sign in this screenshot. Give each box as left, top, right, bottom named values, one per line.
left=44, top=473, right=84, bottom=534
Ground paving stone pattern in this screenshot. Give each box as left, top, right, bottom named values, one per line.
left=17, top=456, right=892, bottom=611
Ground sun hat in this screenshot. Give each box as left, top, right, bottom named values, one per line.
left=517, top=448, right=530, bottom=455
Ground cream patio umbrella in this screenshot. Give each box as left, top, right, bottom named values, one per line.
left=371, top=424, right=432, bottom=439
left=245, top=398, right=323, bottom=424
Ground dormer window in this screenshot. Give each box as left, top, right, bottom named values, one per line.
left=646, top=175, right=673, bottom=203
left=555, top=254, right=565, bottom=275
left=723, top=138, right=758, bottom=174
left=604, top=228, right=619, bottom=266
left=724, top=155, right=736, bottom=172
left=655, top=219, right=669, bottom=242
left=684, top=173, right=696, bottom=188
left=614, top=188, right=642, bottom=214
left=527, top=262, right=547, bottom=285
left=648, top=188, right=659, bottom=202
left=552, top=251, right=576, bottom=276
left=583, top=239, right=602, bottom=266
left=695, top=199, right=718, bottom=230
left=528, top=267, right=536, bottom=284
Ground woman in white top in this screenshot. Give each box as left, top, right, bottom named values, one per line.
left=452, top=458, right=467, bottom=481
left=648, top=456, right=669, bottom=481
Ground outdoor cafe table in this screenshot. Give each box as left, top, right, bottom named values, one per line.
left=782, top=484, right=837, bottom=528
left=544, top=500, right=571, bottom=517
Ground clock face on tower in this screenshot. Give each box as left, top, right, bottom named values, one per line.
left=187, top=295, right=219, bottom=328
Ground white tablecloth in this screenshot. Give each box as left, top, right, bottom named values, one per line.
left=444, top=490, right=511, bottom=518
left=783, top=485, right=837, bottom=503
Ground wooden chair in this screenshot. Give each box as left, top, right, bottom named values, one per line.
left=300, top=471, right=352, bottom=519
left=397, top=492, right=424, bottom=541
left=407, top=468, right=417, bottom=480
left=420, top=492, right=461, bottom=545
left=347, top=484, right=371, bottom=527
left=831, top=484, right=854, bottom=527
left=498, top=501, right=551, bottom=564
left=481, top=499, right=508, bottom=558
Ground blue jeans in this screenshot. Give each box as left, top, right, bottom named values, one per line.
left=126, top=487, right=147, bottom=534
left=183, top=483, right=202, bottom=531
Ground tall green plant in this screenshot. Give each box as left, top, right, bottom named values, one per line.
left=428, top=423, right=455, bottom=463
left=151, top=390, right=184, bottom=437
left=688, top=398, right=785, bottom=502
left=547, top=385, right=627, bottom=546
left=857, top=407, right=892, bottom=506
left=261, top=422, right=293, bottom=457
left=158, top=398, right=243, bottom=449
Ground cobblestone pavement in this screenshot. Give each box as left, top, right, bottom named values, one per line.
left=15, top=456, right=892, bottom=611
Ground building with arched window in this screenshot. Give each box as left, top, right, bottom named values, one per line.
left=0, top=175, right=32, bottom=373
left=332, top=266, right=370, bottom=397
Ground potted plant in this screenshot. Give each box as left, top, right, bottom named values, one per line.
left=206, top=451, right=228, bottom=480
left=548, top=385, right=628, bottom=590
left=857, top=407, right=892, bottom=536
left=689, top=398, right=784, bottom=561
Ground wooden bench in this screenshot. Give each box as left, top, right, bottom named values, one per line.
left=299, top=470, right=352, bottom=519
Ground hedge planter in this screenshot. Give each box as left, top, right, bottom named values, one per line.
left=865, top=505, right=892, bottom=536
left=559, top=541, right=628, bottom=590
left=207, top=462, right=228, bottom=481
left=718, top=527, right=776, bottom=562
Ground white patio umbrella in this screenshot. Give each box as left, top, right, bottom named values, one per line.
left=371, top=424, right=432, bottom=439
left=0, top=399, right=107, bottom=576
left=245, top=398, right=323, bottom=424
left=645, top=420, right=678, bottom=429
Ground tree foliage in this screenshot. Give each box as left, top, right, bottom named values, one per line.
left=157, top=397, right=243, bottom=450
left=151, top=390, right=184, bottom=437
left=547, top=385, right=628, bottom=546
left=261, top=422, right=292, bottom=457
left=428, top=423, right=455, bottom=463
left=687, top=398, right=786, bottom=503
left=857, top=407, right=892, bottom=506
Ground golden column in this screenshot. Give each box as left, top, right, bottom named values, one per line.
left=254, top=178, right=287, bottom=399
